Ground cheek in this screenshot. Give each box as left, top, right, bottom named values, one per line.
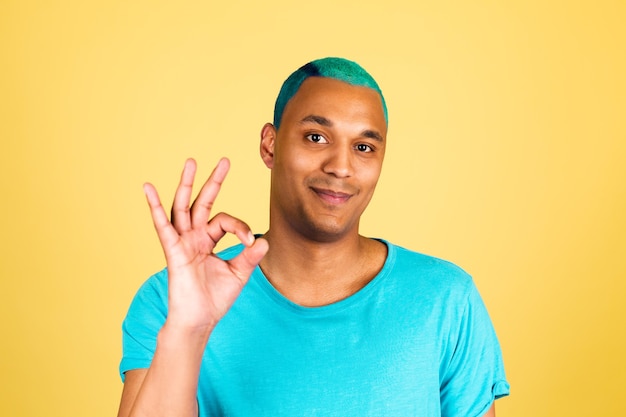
left=273, top=153, right=310, bottom=192
left=278, top=147, right=318, bottom=176
left=360, top=163, right=383, bottom=188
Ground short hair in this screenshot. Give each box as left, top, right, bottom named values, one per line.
left=273, top=57, right=388, bottom=129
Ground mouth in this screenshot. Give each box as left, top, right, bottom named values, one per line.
left=310, top=187, right=353, bottom=205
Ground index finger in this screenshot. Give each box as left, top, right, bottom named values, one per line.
left=190, top=157, right=230, bottom=229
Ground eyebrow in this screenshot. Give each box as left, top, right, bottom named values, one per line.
left=299, top=114, right=384, bottom=142
left=362, top=129, right=384, bottom=142
left=300, top=114, right=332, bottom=127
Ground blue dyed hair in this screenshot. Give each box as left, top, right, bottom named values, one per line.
left=273, top=57, right=388, bottom=129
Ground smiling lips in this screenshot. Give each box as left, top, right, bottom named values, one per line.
left=310, top=187, right=353, bottom=205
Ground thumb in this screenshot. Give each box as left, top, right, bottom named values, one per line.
left=228, top=237, right=269, bottom=281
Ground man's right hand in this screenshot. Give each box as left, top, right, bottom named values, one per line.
left=117, top=158, right=268, bottom=417
left=143, top=157, right=269, bottom=334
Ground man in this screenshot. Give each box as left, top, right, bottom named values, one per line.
left=117, top=57, right=509, bottom=417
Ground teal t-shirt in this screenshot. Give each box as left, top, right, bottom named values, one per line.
left=120, top=241, right=509, bottom=416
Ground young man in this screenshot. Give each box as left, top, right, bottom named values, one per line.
left=117, top=58, right=509, bottom=417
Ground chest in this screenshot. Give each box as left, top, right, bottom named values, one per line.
left=197, top=291, right=447, bottom=416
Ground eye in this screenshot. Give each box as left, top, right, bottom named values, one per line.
left=306, top=133, right=328, bottom=144
left=355, top=143, right=374, bottom=153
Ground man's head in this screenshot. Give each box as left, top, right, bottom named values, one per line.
left=261, top=58, right=387, bottom=242
left=273, top=57, right=388, bottom=130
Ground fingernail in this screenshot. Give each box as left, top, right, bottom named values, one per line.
left=248, top=231, right=255, bottom=245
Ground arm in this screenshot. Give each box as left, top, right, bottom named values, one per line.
left=117, top=370, right=147, bottom=417
left=483, top=403, right=495, bottom=417
left=116, top=158, right=268, bottom=417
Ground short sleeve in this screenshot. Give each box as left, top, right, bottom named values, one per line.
left=119, top=268, right=169, bottom=382
left=439, top=281, right=510, bottom=417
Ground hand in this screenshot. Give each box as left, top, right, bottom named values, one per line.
left=143, top=158, right=268, bottom=334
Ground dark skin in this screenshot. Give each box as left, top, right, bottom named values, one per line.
left=118, top=158, right=268, bottom=417
left=258, top=77, right=388, bottom=306
left=117, top=77, right=496, bottom=417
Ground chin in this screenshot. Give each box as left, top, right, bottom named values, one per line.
left=298, top=218, right=357, bottom=243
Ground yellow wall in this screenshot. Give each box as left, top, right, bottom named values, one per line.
left=1, top=1, right=624, bottom=416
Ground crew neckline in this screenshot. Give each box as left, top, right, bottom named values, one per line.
left=251, top=239, right=396, bottom=317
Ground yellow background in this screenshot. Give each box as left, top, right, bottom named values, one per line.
left=1, top=1, right=624, bottom=416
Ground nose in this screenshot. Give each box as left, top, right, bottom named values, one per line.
left=322, top=145, right=353, bottom=178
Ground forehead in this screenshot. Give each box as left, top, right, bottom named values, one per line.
left=280, top=77, right=387, bottom=132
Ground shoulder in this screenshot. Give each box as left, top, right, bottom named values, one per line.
left=385, top=241, right=472, bottom=284
left=381, top=240, right=475, bottom=303
left=134, top=267, right=169, bottom=299
left=123, top=267, right=169, bottom=321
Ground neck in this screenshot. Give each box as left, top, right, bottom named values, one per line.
left=259, top=227, right=386, bottom=307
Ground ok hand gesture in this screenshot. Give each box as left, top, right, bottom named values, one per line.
left=143, top=158, right=268, bottom=334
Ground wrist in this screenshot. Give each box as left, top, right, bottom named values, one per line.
left=158, top=320, right=214, bottom=349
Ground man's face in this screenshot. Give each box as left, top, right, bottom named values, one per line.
left=261, top=76, right=387, bottom=242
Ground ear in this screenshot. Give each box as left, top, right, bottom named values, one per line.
left=260, top=123, right=276, bottom=169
